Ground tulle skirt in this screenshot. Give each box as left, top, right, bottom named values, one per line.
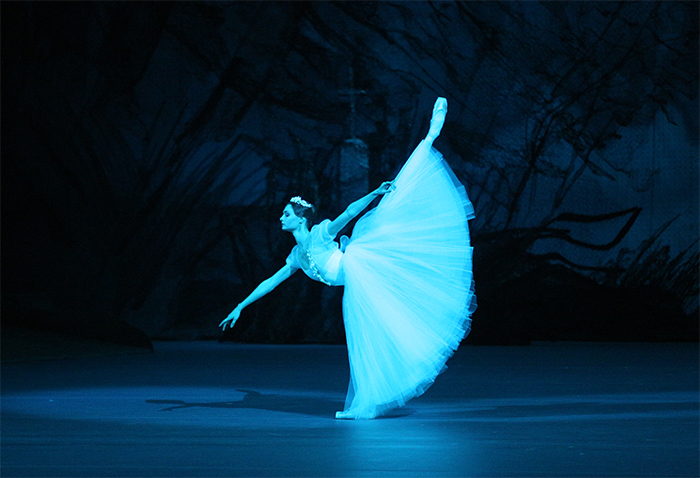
left=337, top=140, right=476, bottom=419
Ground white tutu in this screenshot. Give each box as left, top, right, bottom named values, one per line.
left=336, top=139, right=476, bottom=419
left=285, top=139, right=476, bottom=419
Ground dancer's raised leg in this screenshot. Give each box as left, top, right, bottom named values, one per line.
left=426, top=97, right=447, bottom=146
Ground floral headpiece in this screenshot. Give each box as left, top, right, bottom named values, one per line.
left=290, top=196, right=313, bottom=209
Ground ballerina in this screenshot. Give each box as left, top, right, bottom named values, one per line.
left=220, top=97, right=476, bottom=419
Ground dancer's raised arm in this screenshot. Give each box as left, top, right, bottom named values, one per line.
left=327, top=181, right=395, bottom=238
left=220, top=264, right=296, bottom=331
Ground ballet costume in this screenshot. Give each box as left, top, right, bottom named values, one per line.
left=285, top=99, right=476, bottom=419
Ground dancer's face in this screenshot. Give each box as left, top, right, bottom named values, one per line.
left=280, top=204, right=305, bottom=232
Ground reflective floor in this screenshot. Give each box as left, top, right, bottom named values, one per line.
left=2, top=341, right=698, bottom=477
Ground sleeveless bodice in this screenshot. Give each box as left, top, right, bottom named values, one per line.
left=286, top=219, right=344, bottom=286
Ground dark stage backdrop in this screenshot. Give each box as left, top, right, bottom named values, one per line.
left=2, top=1, right=698, bottom=347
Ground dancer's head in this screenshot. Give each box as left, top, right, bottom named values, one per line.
left=280, top=196, right=315, bottom=232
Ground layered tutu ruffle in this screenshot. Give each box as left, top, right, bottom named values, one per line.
left=336, top=140, right=476, bottom=419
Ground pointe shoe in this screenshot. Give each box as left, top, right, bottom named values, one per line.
left=335, top=407, right=378, bottom=420
left=427, top=97, right=448, bottom=141
left=335, top=410, right=351, bottom=419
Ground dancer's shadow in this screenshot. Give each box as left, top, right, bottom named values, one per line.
left=147, top=389, right=342, bottom=418
left=146, top=389, right=412, bottom=419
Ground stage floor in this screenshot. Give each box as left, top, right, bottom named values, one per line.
left=2, top=341, right=698, bottom=477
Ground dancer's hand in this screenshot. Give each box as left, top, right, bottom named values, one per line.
left=373, top=181, right=396, bottom=196
left=220, top=305, right=242, bottom=331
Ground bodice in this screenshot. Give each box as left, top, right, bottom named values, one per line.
left=286, top=219, right=344, bottom=286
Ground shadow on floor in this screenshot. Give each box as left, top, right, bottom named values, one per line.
left=146, top=389, right=412, bottom=419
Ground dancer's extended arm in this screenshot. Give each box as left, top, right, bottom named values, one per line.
left=220, top=264, right=296, bottom=330
left=327, top=181, right=395, bottom=238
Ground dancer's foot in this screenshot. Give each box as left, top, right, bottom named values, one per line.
left=426, top=97, right=447, bottom=142
left=335, top=410, right=352, bottom=419
left=335, top=408, right=378, bottom=419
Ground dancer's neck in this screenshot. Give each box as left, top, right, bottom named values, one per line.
left=293, top=227, right=310, bottom=248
